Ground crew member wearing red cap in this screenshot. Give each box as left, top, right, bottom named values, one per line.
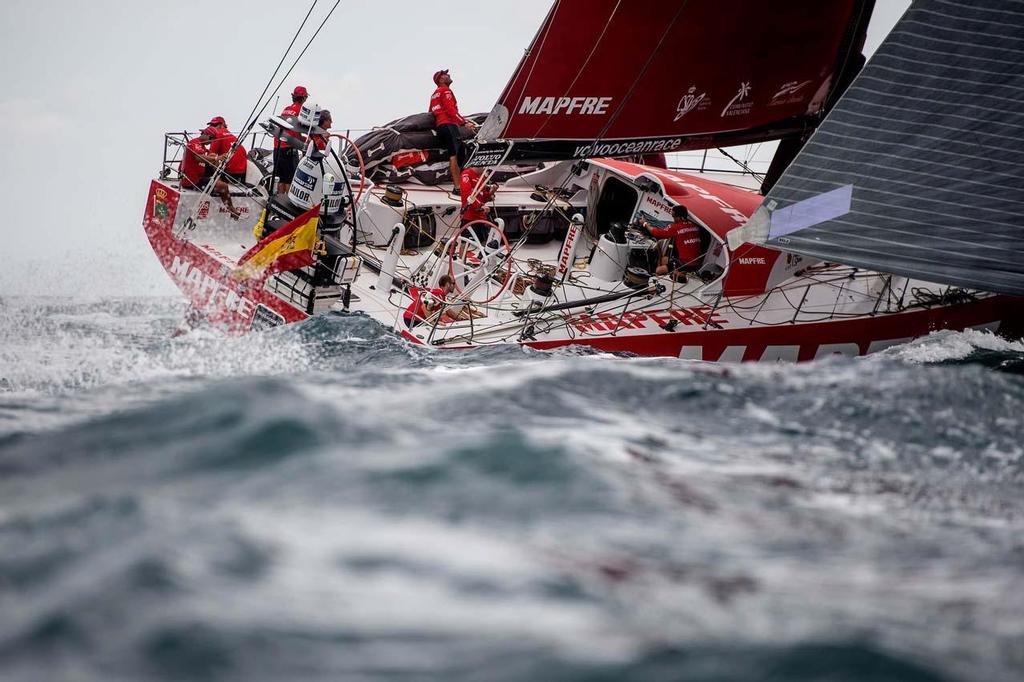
left=430, top=70, right=477, bottom=193
left=207, top=117, right=249, bottom=183
left=274, top=85, right=309, bottom=195
left=181, top=126, right=241, bottom=219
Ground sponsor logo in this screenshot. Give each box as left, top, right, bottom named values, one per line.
left=674, top=85, right=708, bottom=121
left=643, top=194, right=672, bottom=216
left=769, top=79, right=812, bottom=106
left=557, top=223, right=580, bottom=276
left=466, top=141, right=512, bottom=168
left=169, top=255, right=258, bottom=319
left=293, top=170, right=316, bottom=191
left=197, top=200, right=210, bottom=220
left=720, top=82, right=753, bottom=117
left=518, top=96, right=612, bottom=116
left=217, top=205, right=249, bottom=215
left=737, top=257, right=767, bottom=265
left=572, top=137, right=682, bottom=159
left=250, top=304, right=286, bottom=331
left=466, top=150, right=506, bottom=167
left=567, top=306, right=729, bottom=334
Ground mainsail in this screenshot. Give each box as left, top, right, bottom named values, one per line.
left=734, top=0, right=1024, bottom=297
left=471, top=0, right=874, bottom=166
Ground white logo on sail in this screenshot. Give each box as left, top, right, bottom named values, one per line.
left=518, top=96, right=612, bottom=115
left=674, top=85, right=707, bottom=121
left=769, top=79, right=812, bottom=106
left=720, top=82, right=753, bottom=117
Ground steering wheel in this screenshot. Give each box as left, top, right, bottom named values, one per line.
left=445, top=220, right=512, bottom=304
left=328, top=133, right=366, bottom=206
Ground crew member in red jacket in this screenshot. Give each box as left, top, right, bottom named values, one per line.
left=643, top=204, right=706, bottom=279
left=206, top=116, right=249, bottom=183
left=311, top=110, right=332, bottom=152
left=403, top=275, right=456, bottom=328
left=430, top=69, right=478, bottom=193
left=180, top=126, right=240, bottom=219
left=459, top=167, right=497, bottom=241
left=274, top=85, right=309, bottom=195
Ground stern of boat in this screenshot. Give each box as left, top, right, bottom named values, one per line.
left=142, top=179, right=309, bottom=332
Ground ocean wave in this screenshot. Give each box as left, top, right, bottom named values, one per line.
left=2, top=297, right=1024, bottom=681
left=872, top=328, right=1024, bottom=371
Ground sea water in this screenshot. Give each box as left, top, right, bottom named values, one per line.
left=1, top=296, right=1023, bottom=682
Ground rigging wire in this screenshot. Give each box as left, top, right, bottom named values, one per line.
left=238, top=0, right=320, bottom=138
left=190, top=1, right=344, bottom=218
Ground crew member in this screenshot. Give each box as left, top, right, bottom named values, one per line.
left=274, top=85, right=309, bottom=195
left=311, top=109, right=332, bottom=152
left=207, top=116, right=249, bottom=184
left=430, top=69, right=477, bottom=193
left=180, top=126, right=241, bottom=219
left=643, top=204, right=706, bottom=279
left=403, top=274, right=456, bottom=328
left=459, top=166, right=497, bottom=241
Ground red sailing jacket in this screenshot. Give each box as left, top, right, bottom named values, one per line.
left=460, top=169, right=495, bottom=224
left=649, top=219, right=704, bottom=266
left=275, top=102, right=304, bottom=149
left=430, top=86, right=466, bottom=126
left=180, top=138, right=209, bottom=186
left=403, top=286, right=446, bottom=324
left=209, top=131, right=248, bottom=174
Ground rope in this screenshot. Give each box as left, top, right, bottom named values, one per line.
left=188, top=0, right=345, bottom=218
left=238, top=0, right=319, bottom=138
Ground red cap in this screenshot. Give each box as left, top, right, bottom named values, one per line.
left=292, top=85, right=308, bottom=98
left=432, top=69, right=449, bottom=85
left=200, top=126, right=220, bottom=139
left=207, top=115, right=226, bottom=126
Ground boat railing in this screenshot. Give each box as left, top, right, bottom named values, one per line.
left=160, top=131, right=267, bottom=177
left=667, top=147, right=770, bottom=182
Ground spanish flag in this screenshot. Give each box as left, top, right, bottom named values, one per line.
left=234, top=205, right=320, bottom=281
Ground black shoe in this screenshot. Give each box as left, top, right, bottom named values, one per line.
left=452, top=187, right=461, bottom=196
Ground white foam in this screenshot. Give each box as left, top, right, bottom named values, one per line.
left=877, top=328, right=1024, bottom=364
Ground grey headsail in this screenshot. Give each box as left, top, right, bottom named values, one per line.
left=731, top=0, right=1024, bottom=296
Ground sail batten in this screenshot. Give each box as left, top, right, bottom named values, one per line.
left=808, top=123, right=1024, bottom=164
left=791, top=152, right=1023, bottom=196
left=776, top=178, right=1024, bottom=220
left=806, top=135, right=1024, bottom=177
left=789, top=221, right=1023, bottom=261
left=757, top=0, right=1024, bottom=297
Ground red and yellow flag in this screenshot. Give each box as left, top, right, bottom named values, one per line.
left=234, top=205, right=320, bottom=281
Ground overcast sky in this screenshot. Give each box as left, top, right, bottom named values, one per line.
left=0, top=0, right=910, bottom=296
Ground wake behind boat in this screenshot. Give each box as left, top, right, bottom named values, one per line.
left=142, top=0, right=1024, bottom=361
